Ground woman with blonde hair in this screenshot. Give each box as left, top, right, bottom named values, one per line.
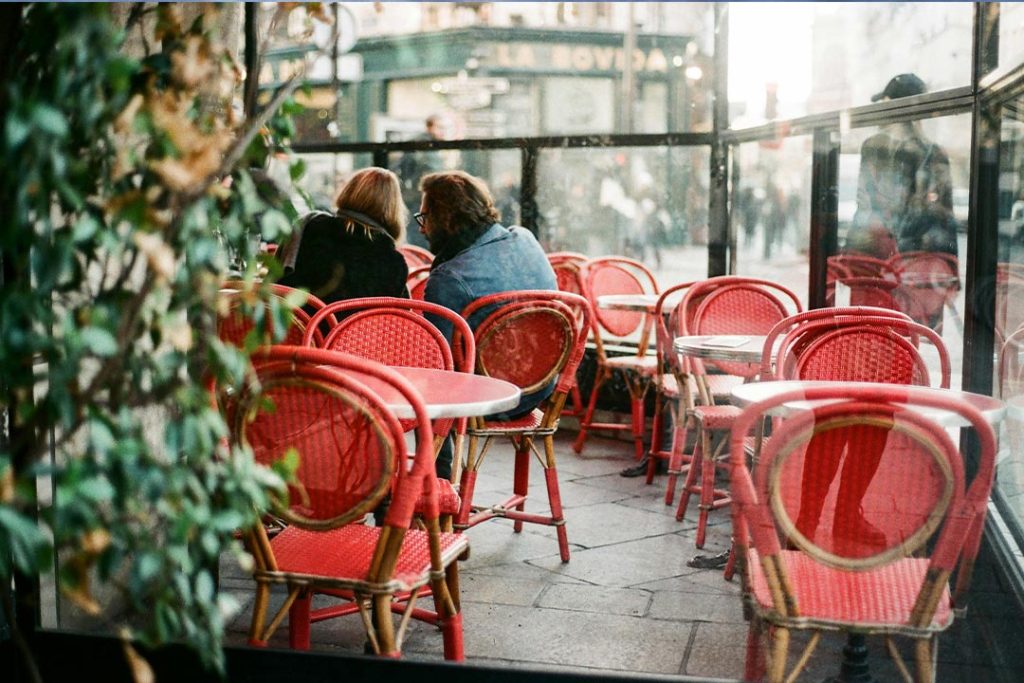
left=279, top=167, right=409, bottom=304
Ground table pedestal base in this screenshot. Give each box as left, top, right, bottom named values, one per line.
left=824, top=633, right=876, bottom=683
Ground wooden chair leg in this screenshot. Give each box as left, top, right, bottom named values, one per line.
left=696, top=429, right=717, bottom=548
left=676, top=425, right=705, bottom=522
left=248, top=582, right=271, bottom=647
left=768, top=625, right=790, bottom=683
left=373, top=594, right=398, bottom=657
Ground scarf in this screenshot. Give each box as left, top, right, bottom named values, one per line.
left=431, top=222, right=493, bottom=269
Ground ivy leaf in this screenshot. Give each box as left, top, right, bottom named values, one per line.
left=80, top=327, right=118, bottom=356
left=259, top=210, right=290, bottom=242
left=5, top=114, right=30, bottom=149
left=32, top=104, right=69, bottom=138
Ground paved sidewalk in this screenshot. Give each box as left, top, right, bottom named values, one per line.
left=220, top=429, right=1023, bottom=681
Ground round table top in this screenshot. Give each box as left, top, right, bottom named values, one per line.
left=355, top=367, right=521, bottom=419
left=731, top=380, right=1006, bottom=427
left=596, top=293, right=661, bottom=312
left=674, top=335, right=767, bottom=363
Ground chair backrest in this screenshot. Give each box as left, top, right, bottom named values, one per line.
left=547, top=252, right=588, bottom=297
left=889, top=251, right=960, bottom=328
left=406, top=265, right=431, bottom=301
left=729, top=384, right=996, bottom=615
left=681, top=276, right=801, bottom=380
left=776, top=315, right=950, bottom=388
left=303, top=297, right=476, bottom=439
left=398, top=244, right=434, bottom=270
left=236, top=346, right=436, bottom=533
left=654, top=281, right=697, bottom=384
left=218, top=282, right=330, bottom=348
left=760, top=307, right=912, bottom=380
left=460, top=290, right=591, bottom=424
left=580, top=256, right=659, bottom=340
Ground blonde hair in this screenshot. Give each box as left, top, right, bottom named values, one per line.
left=333, top=167, right=407, bottom=239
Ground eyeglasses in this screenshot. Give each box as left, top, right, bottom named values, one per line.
left=414, top=212, right=428, bottom=228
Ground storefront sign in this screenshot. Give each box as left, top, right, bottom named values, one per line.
left=491, top=43, right=670, bottom=73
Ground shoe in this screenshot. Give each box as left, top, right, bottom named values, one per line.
left=620, top=457, right=668, bottom=477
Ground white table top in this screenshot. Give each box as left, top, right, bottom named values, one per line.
left=731, top=380, right=1006, bottom=427
left=597, top=292, right=684, bottom=313
left=674, top=335, right=767, bottom=364
left=355, top=367, right=521, bottom=419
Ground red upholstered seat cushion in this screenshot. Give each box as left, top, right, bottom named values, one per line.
left=270, top=524, right=468, bottom=591
left=747, top=549, right=952, bottom=629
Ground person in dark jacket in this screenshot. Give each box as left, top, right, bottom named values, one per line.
left=278, top=167, right=409, bottom=306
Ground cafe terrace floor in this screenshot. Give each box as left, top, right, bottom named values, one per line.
left=219, top=428, right=1024, bottom=682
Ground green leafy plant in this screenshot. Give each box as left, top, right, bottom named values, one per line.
left=0, top=3, right=326, bottom=677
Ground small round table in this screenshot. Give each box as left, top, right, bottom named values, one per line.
left=674, top=335, right=767, bottom=364
left=597, top=292, right=684, bottom=313
left=355, top=367, right=521, bottom=419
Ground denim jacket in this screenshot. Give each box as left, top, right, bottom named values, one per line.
left=424, top=223, right=557, bottom=417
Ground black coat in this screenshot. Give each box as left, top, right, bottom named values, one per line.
left=278, top=213, right=408, bottom=308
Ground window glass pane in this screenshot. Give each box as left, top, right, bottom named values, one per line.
left=731, top=136, right=813, bottom=309
left=997, top=3, right=1024, bottom=74
left=836, top=114, right=970, bottom=389
left=729, top=2, right=973, bottom=126
left=536, top=145, right=710, bottom=285
left=267, top=2, right=714, bottom=142
left=995, top=97, right=1024, bottom=535
left=292, top=152, right=374, bottom=213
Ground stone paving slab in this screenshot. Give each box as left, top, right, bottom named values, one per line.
left=537, top=583, right=653, bottom=618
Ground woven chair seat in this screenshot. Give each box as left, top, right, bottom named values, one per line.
left=604, top=354, right=659, bottom=376
left=270, top=524, right=468, bottom=592
left=748, top=549, right=953, bottom=631
left=690, top=404, right=742, bottom=429
left=467, top=408, right=551, bottom=436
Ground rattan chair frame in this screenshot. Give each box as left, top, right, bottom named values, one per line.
left=454, top=290, right=591, bottom=563
left=729, top=384, right=996, bottom=683
left=572, top=256, right=660, bottom=460
left=237, top=346, right=467, bottom=660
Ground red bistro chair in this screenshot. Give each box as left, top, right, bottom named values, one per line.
left=828, top=253, right=900, bottom=281
left=218, top=282, right=332, bottom=348
left=236, top=346, right=468, bottom=660
left=573, top=256, right=660, bottom=460
left=827, top=276, right=901, bottom=311
left=398, top=244, right=434, bottom=270
left=454, top=290, right=591, bottom=563
left=730, top=383, right=996, bottom=683
left=547, top=251, right=589, bottom=419
left=303, top=297, right=475, bottom=507
left=673, top=277, right=801, bottom=547
left=406, top=265, right=431, bottom=301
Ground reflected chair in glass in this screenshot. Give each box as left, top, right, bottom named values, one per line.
left=547, top=251, right=589, bottom=420
left=406, top=265, right=431, bottom=301
left=889, top=251, right=962, bottom=333
left=827, top=275, right=901, bottom=311
left=454, top=290, right=591, bottom=563
left=673, top=277, right=801, bottom=548
left=572, top=256, right=660, bottom=460
left=398, top=244, right=434, bottom=270
left=218, top=282, right=332, bottom=348
left=827, top=253, right=900, bottom=281
left=236, top=347, right=468, bottom=659
left=730, top=384, right=996, bottom=683
left=303, top=297, right=476, bottom=517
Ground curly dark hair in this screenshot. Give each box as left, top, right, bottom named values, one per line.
left=419, top=170, right=500, bottom=239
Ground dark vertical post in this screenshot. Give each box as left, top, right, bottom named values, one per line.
left=243, top=3, right=259, bottom=119
left=707, top=3, right=729, bottom=277
left=963, top=1, right=1000, bottom=398
left=808, top=128, right=840, bottom=309
left=372, top=149, right=389, bottom=170
left=520, top=145, right=539, bottom=237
